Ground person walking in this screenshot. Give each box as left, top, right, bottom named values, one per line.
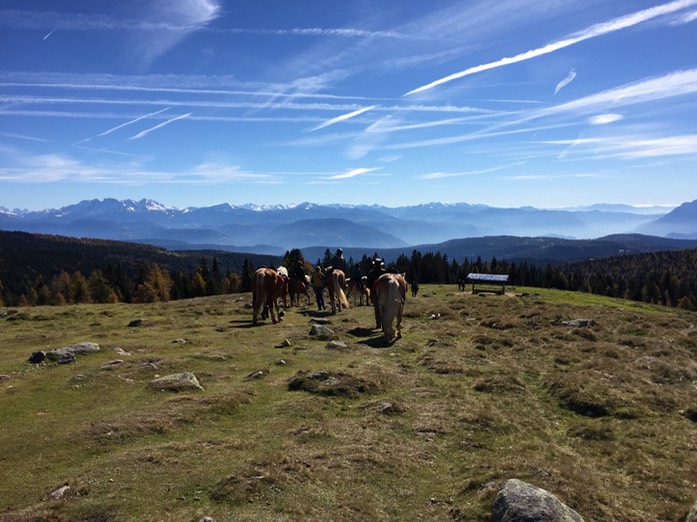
left=312, top=265, right=325, bottom=311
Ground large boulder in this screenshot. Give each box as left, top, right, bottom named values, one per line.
left=492, top=479, right=584, bottom=522
left=46, top=342, right=100, bottom=361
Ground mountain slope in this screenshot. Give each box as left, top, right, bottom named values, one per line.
left=636, top=199, right=697, bottom=238
left=0, top=198, right=684, bottom=251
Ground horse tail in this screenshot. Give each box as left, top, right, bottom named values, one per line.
left=252, top=269, right=266, bottom=323
left=333, top=271, right=350, bottom=309
left=381, top=277, right=400, bottom=338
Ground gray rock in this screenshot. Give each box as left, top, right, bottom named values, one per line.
left=245, top=369, right=268, bottom=380
left=57, top=355, right=76, bottom=364
left=561, top=319, right=596, bottom=328
left=172, top=338, right=187, bottom=345
left=199, top=517, right=216, bottom=522
left=147, top=372, right=204, bottom=392
left=50, top=485, right=70, bottom=499
left=46, top=342, right=100, bottom=361
left=686, top=501, right=697, bottom=522
left=492, top=479, right=584, bottom=522
left=0, top=374, right=10, bottom=381
left=310, top=324, right=334, bottom=337
left=326, top=340, right=348, bottom=350
left=100, top=359, right=124, bottom=370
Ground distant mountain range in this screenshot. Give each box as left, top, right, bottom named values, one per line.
left=1, top=198, right=696, bottom=258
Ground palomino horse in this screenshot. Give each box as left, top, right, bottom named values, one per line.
left=252, top=267, right=287, bottom=325
left=288, top=275, right=312, bottom=307
left=376, top=273, right=407, bottom=342
left=325, top=269, right=349, bottom=313
left=346, top=276, right=370, bottom=306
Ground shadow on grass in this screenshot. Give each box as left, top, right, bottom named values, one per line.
left=357, top=334, right=397, bottom=349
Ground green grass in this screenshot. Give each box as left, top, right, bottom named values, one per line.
left=1, top=286, right=696, bottom=521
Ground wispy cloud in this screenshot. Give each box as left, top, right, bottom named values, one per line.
left=128, top=112, right=192, bottom=140
left=554, top=69, right=577, bottom=95
left=404, top=0, right=697, bottom=96
left=417, top=163, right=522, bottom=180
left=0, top=132, right=48, bottom=143
left=532, top=67, right=697, bottom=118
left=589, top=113, right=623, bottom=125
left=327, top=167, right=381, bottom=180
left=542, top=134, right=697, bottom=159
left=0, top=153, right=280, bottom=184
left=310, top=105, right=377, bottom=131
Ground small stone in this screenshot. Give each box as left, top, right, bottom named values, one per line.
left=172, top=338, right=187, bottom=345
left=113, top=347, right=131, bottom=356
left=246, top=370, right=267, bottom=380
left=50, top=485, right=70, bottom=499
left=100, top=360, right=124, bottom=370
left=326, top=340, right=348, bottom=350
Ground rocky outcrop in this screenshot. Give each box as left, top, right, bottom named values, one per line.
left=46, top=342, right=100, bottom=361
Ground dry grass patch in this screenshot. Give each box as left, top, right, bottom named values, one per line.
left=2, top=287, right=697, bottom=521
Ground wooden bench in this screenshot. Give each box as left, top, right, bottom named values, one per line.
left=466, top=273, right=509, bottom=295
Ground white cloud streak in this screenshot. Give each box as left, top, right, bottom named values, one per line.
left=589, top=113, right=623, bottom=125
left=310, top=105, right=377, bottom=131
left=95, top=107, right=172, bottom=138
left=554, top=69, right=577, bottom=95
left=128, top=112, right=192, bottom=140
left=404, top=0, right=697, bottom=96
left=543, top=134, right=697, bottom=159
left=327, top=167, right=381, bottom=180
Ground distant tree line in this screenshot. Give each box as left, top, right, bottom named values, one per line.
left=1, top=231, right=695, bottom=311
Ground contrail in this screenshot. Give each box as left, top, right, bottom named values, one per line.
left=96, top=107, right=171, bottom=137
left=404, top=0, right=697, bottom=96
left=310, top=105, right=377, bottom=131
left=43, top=28, right=57, bottom=40
left=128, top=112, right=192, bottom=140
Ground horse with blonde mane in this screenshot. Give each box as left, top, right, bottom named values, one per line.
left=325, top=268, right=349, bottom=313
left=376, top=273, right=407, bottom=342
left=252, top=267, right=287, bottom=325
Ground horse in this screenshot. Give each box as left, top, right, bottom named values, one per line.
left=325, top=268, right=349, bottom=313
left=252, top=267, right=287, bottom=325
left=376, top=273, right=407, bottom=342
left=288, top=275, right=312, bottom=307
left=346, top=275, right=370, bottom=306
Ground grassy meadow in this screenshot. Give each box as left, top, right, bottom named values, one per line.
left=1, top=285, right=696, bottom=521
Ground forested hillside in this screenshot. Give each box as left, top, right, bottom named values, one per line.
left=1, top=231, right=695, bottom=310
left=0, top=231, right=279, bottom=306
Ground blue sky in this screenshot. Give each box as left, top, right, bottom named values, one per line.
left=1, top=0, right=696, bottom=211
